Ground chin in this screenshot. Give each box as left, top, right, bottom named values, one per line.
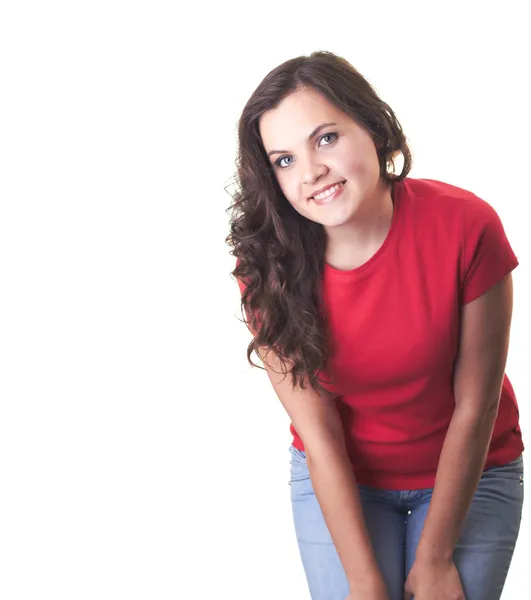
left=303, top=214, right=347, bottom=229
left=309, top=206, right=353, bottom=228
left=320, top=216, right=352, bottom=228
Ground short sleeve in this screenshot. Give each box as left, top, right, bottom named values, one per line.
left=461, top=195, right=518, bottom=304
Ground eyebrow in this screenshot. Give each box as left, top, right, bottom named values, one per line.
left=267, top=122, right=338, bottom=158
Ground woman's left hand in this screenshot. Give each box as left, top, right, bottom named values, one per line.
left=404, top=557, right=465, bottom=600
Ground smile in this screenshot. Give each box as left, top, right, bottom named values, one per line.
left=311, top=181, right=346, bottom=205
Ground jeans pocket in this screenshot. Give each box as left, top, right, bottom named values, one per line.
left=484, top=454, right=524, bottom=484
left=289, top=445, right=307, bottom=462
left=289, top=445, right=310, bottom=484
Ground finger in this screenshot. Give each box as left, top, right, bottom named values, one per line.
left=403, top=585, right=413, bottom=600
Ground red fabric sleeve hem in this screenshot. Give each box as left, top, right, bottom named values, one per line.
left=462, top=257, right=519, bottom=305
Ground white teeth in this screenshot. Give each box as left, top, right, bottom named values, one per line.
left=313, top=182, right=343, bottom=200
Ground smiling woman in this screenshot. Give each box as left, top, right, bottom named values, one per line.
left=259, top=90, right=394, bottom=233
left=225, top=51, right=524, bottom=600
left=227, top=53, right=411, bottom=392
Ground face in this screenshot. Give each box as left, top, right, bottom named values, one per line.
left=259, top=87, right=384, bottom=229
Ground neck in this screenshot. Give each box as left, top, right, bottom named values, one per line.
left=324, top=178, right=394, bottom=271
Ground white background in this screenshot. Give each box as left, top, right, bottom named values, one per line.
left=0, top=1, right=529, bottom=598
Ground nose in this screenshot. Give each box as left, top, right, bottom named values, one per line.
left=302, top=158, right=328, bottom=186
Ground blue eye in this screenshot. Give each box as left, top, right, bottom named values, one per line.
left=276, top=155, right=294, bottom=169
left=274, top=132, right=338, bottom=169
left=319, top=132, right=338, bottom=146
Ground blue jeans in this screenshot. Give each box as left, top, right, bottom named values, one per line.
left=289, top=446, right=524, bottom=600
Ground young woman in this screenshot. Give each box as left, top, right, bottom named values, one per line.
left=227, top=51, right=524, bottom=600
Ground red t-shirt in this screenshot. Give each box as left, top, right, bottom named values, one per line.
left=238, top=177, right=524, bottom=490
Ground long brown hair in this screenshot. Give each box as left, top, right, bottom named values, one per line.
left=226, top=51, right=412, bottom=392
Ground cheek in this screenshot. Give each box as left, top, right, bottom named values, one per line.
left=343, top=156, right=378, bottom=183
left=340, top=138, right=379, bottom=173
left=279, top=185, right=310, bottom=217
left=277, top=176, right=301, bottom=206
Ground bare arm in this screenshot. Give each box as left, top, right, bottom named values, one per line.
left=260, top=347, right=388, bottom=596
left=415, top=274, right=514, bottom=562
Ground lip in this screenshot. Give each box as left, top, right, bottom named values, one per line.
left=308, top=180, right=346, bottom=200
left=310, top=181, right=346, bottom=205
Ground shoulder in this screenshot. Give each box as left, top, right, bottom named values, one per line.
left=399, top=176, right=504, bottom=228
left=400, top=176, right=474, bottom=208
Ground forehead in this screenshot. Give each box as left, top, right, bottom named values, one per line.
left=259, top=88, right=348, bottom=150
